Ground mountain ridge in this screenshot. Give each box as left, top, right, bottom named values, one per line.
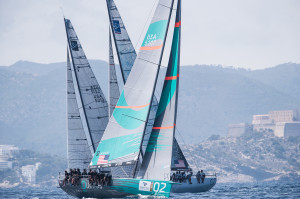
left=0, top=60, right=299, bottom=155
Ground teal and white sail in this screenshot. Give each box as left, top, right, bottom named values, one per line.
left=67, top=48, right=92, bottom=169
left=106, top=0, right=158, bottom=160
left=106, top=0, right=136, bottom=83
left=108, top=28, right=120, bottom=117
left=91, top=0, right=175, bottom=168
left=138, top=0, right=181, bottom=180
left=64, top=19, right=109, bottom=154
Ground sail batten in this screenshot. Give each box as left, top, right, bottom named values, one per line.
left=91, top=0, right=175, bottom=169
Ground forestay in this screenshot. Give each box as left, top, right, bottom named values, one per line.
left=108, top=29, right=120, bottom=117
left=91, top=0, right=175, bottom=168
left=64, top=19, right=109, bottom=154
left=67, top=49, right=92, bottom=169
left=138, top=0, right=181, bottom=180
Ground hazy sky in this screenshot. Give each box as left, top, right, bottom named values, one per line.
left=0, top=0, right=299, bottom=69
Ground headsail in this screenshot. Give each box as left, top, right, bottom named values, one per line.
left=171, top=137, right=190, bottom=171
left=64, top=19, right=109, bottom=154
left=138, top=0, right=181, bottom=180
left=106, top=0, right=137, bottom=83
left=91, top=0, right=175, bottom=168
left=108, top=28, right=120, bottom=116
left=67, top=48, right=92, bottom=169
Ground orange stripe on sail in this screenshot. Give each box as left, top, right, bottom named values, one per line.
left=140, top=45, right=163, bottom=51
left=175, top=21, right=181, bottom=27
left=152, top=125, right=175, bottom=130
left=115, top=103, right=150, bottom=109
left=165, top=74, right=179, bottom=80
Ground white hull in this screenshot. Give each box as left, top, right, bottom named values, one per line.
left=171, top=176, right=217, bottom=193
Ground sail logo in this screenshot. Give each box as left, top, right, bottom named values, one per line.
left=81, top=179, right=88, bottom=192
left=90, top=85, right=105, bottom=103
left=112, top=20, right=121, bottom=34
left=139, top=181, right=153, bottom=192
left=70, top=40, right=79, bottom=51
left=97, top=155, right=109, bottom=165
left=140, top=20, right=167, bottom=51
left=144, top=34, right=157, bottom=47
left=174, top=160, right=185, bottom=168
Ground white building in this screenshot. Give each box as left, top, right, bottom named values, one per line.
left=0, top=145, right=18, bottom=170
left=274, top=122, right=300, bottom=138
left=252, top=109, right=300, bottom=138
left=21, top=163, right=41, bottom=185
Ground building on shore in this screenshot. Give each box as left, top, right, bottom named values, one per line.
left=252, top=109, right=300, bottom=138
left=0, top=145, right=19, bottom=170
left=228, top=109, right=300, bottom=138
left=21, top=163, right=41, bottom=185
left=274, top=122, right=300, bottom=138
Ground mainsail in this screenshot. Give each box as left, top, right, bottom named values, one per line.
left=138, top=0, right=181, bottom=180
left=91, top=0, right=175, bottom=168
left=67, top=48, right=92, bottom=169
left=106, top=0, right=136, bottom=83
left=64, top=19, right=109, bottom=154
left=108, top=28, right=120, bottom=116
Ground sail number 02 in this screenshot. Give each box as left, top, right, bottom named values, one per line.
left=153, top=182, right=167, bottom=193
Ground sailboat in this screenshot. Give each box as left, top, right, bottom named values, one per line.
left=59, top=0, right=216, bottom=197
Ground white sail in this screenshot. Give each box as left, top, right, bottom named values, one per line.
left=67, top=48, right=92, bottom=169
left=108, top=28, right=120, bottom=117
left=106, top=0, right=137, bottom=83
left=91, top=0, right=175, bottom=168
left=64, top=19, right=109, bottom=154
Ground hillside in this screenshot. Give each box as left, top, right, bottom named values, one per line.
left=0, top=61, right=300, bottom=155
left=184, top=131, right=300, bottom=183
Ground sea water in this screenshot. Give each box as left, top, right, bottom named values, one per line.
left=0, top=181, right=299, bottom=198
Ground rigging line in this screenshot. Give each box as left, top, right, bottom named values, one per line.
left=134, top=0, right=158, bottom=50
left=175, top=127, right=194, bottom=159
left=59, top=0, right=65, bottom=18
left=138, top=57, right=168, bottom=68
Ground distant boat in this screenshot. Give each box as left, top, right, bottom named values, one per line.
left=59, top=0, right=216, bottom=197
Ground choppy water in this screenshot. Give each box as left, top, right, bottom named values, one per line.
left=1, top=181, right=299, bottom=199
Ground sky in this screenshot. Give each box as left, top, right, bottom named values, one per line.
left=0, top=0, right=299, bottom=69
